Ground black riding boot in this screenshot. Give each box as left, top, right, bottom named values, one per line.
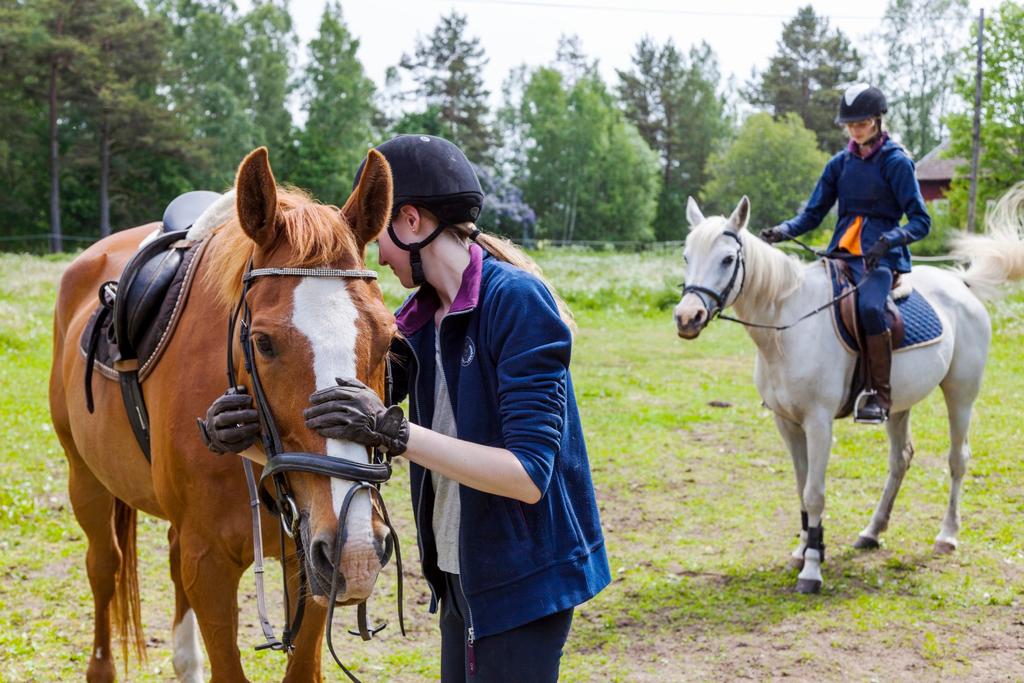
left=856, top=330, right=892, bottom=424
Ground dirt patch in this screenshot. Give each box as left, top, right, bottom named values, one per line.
left=610, top=609, right=1024, bottom=682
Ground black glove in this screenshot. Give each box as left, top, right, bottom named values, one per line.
left=864, top=237, right=891, bottom=271
left=304, top=377, right=410, bottom=455
left=760, top=225, right=790, bottom=244
left=197, top=387, right=261, bottom=454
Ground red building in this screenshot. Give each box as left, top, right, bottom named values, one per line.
left=915, top=140, right=965, bottom=202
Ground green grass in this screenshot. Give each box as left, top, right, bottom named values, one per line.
left=1, top=248, right=1022, bottom=681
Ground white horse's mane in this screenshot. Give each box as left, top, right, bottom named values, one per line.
left=688, top=215, right=807, bottom=314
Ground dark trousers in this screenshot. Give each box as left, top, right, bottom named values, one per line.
left=439, top=572, right=574, bottom=682
left=847, top=259, right=894, bottom=336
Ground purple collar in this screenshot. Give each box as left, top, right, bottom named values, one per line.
left=395, top=243, right=484, bottom=336
left=847, top=132, right=889, bottom=160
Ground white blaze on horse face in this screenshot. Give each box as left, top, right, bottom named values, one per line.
left=292, top=278, right=373, bottom=525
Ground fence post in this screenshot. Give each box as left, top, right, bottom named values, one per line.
left=967, top=8, right=985, bottom=234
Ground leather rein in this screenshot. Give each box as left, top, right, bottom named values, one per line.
left=682, top=231, right=862, bottom=332
left=226, top=260, right=404, bottom=683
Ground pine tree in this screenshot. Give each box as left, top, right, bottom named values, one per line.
left=396, top=11, right=494, bottom=163
left=748, top=5, right=863, bottom=152
left=158, top=0, right=258, bottom=189
left=242, top=0, right=296, bottom=178
left=71, top=0, right=189, bottom=236
left=618, top=38, right=730, bottom=240
left=292, top=1, right=376, bottom=202
left=0, top=0, right=54, bottom=245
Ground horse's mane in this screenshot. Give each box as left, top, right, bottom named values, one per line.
left=688, top=216, right=805, bottom=313
left=202, top=187, right=361, bottom=311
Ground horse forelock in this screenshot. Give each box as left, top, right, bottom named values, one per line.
left=202, top=187, right=362, bottom=312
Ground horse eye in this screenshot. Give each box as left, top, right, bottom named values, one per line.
left=722, top=255, right=735, bottom=266
left=254, top=333, right=276, bottom=357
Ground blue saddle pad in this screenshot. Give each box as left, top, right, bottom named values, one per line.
left=829, top=262, right=943, bottom=352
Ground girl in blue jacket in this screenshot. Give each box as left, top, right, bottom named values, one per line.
left=760, top=84, right=931, bottom=424
left=304, top=135, right=610, bottom=681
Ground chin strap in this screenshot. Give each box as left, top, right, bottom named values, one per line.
left=387, top=222, right=449, bottom=286
left=387, top=220, right=481, bottom=286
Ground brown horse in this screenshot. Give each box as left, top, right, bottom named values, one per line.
left=49, top=147, right=397, bottom=682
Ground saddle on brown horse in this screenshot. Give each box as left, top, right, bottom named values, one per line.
left=80, top=192, right=220, bottom=459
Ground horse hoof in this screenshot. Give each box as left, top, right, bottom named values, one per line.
left=933, top=539, right=957, bottom=555
left=787, top=555, right=805, bottom=570
left=796, top=577, right=822, bottom=594
left=853, top=536, right=880, bottom=550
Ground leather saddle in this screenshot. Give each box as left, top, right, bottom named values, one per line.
left=828, top=258, right=903, bottom=420
left=825, top=258, right=944, bottom=418
left=831, top=258, right=906, bottom=353
left=81, top=191, right=220, bottom=460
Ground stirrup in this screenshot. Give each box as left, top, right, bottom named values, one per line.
left=853, top=389, right=888, bottom=424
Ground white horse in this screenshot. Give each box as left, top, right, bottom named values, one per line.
left=673, top=187, right=1024, bottom=593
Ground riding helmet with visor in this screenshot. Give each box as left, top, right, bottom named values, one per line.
left=835, top=83, right=888, bottom=124
left=353, top=134, right=484, bottom=285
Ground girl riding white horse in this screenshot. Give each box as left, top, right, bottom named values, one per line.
left=674, top=186, right=1024, bottom=594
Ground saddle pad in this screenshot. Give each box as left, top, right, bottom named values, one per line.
left=79, top=237, right=208, bottom=382
left=828, top=260, right=943, bottom=354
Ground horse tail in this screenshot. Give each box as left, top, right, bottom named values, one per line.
left=113, top=499, right=147, bottom=667
left=950, top=181, right=1024, bottom=301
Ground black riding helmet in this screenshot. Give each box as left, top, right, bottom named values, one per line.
left=353, top=134, right=484, bottom=285
left=835, top=83, right=888, bottom=124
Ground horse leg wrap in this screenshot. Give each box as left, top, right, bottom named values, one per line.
left=804, top=524, right=825, bottom=562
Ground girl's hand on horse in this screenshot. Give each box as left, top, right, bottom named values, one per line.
left=864, top=237, right=890, bottom=271
left=760, top=225, right=790, bottom=244
left=198, top=388, right=261, bottom=454
left=304, top=378, right=410, bottom=456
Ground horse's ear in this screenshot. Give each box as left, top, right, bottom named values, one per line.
left=686, top=196, right=705, bottom=227
left=729, top=195, right=751, bottom=232
left=343, top=149, right=394, bottom=251
left=235, top=147, right=280, bottom=247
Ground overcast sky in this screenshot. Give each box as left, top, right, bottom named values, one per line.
left=241, top=0, right=997, bottom=114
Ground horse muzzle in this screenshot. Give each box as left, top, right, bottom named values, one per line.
left=301, top=515, right=388, bottom=604
left=674, top=296, right=711, bottom=339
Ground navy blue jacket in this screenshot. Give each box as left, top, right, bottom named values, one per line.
left=781, top=137, right=931, bottom=273
left=390, top=244, right=610, bottom=638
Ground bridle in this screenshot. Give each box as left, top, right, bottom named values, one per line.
left=226, top=260, right=404, bottom=683
left=681, top=229, right=746, bottom=321
left=680, top=230, right=864, bottom=332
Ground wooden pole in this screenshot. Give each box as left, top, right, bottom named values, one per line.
left=967, top=9, right=984, bottom=233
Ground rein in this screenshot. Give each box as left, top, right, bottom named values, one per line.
left=226, top=258, right=404, bottom=682
left=682, top=231, right=862, bottom=332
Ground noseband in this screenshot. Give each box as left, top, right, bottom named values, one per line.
left=226, top=260, right=403, bottom=683
left=681, top=230, right=746, bottom=319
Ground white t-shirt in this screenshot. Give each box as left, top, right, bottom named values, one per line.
left=430, top=328, right=461, bottom=574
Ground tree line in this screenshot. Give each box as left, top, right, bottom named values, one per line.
left=1, top=0, right=1021, bottom=251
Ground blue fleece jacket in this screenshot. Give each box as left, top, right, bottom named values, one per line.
left=782, top=137, right=931, bottom=273
left=389, top=244, right=610, bottom=638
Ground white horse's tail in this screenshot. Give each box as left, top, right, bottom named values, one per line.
left=949, top=182, right=1024, bottom=301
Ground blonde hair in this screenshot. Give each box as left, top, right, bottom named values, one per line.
left=448, top=222, right=577, bottom=333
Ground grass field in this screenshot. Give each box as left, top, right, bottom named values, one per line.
left=0, top=247, right=1021, bottom=682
